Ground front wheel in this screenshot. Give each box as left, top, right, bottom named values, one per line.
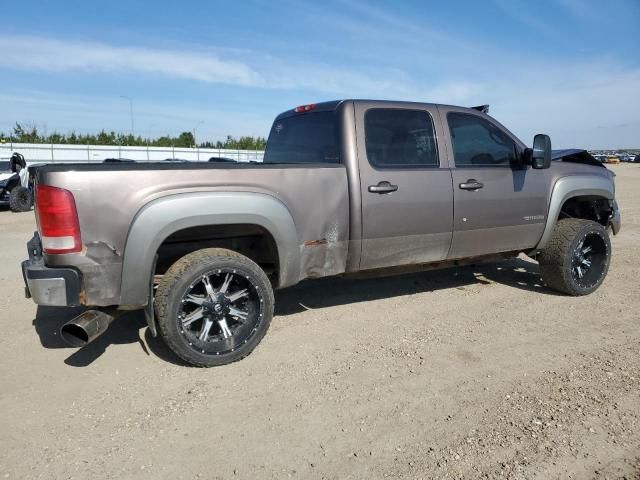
left=155, top=248, right=274, bottom=367
left=538, top=219, right=611, bottom=296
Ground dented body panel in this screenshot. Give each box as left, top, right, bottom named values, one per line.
left=38, top=163, right=349, bottom=306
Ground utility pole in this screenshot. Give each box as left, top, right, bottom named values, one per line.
left=120, top=96, right=135, bottom=137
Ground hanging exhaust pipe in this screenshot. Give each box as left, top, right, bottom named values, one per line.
left=60, top=310, right=117, bottom=347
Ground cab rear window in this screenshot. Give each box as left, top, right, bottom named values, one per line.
left=364, top=108, right=439, bottom=168
left=263, top=112, right=340, bottom=164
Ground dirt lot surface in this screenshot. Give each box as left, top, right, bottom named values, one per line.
left=1, top=164, right=639, bottom=480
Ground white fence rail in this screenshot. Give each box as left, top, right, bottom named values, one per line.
left=0, top=142, right=264, bottom=164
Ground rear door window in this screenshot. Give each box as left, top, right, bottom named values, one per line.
left=364, top=108, right=439, bottom=168
left=263, top=112, right=339, bottom=164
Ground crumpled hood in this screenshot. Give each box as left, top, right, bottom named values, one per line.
left=552, top=149, right=604, bottom=168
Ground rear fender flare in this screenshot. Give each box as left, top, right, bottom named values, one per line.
left=119, top=192, right=300, bottom=308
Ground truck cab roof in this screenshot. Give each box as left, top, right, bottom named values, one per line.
left=274, top=99, right=488, bottom=121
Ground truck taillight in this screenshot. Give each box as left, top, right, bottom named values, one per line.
left=35, top=184, right=82, bottom=254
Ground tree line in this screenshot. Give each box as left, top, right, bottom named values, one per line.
left=0, top=123, right=267, bottom=150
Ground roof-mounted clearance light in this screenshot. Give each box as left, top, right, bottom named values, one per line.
left=294, top=104, right=316, bottom=113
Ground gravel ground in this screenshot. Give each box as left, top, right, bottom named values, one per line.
left=0, top=164, right=638, bottom=480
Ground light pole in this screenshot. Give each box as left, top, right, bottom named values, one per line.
left=193, top=120, right=204, bottom=147
left=120, top=96, right=135, bottom=137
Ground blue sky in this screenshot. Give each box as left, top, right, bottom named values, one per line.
left=1, top=0, right=639, bottom=148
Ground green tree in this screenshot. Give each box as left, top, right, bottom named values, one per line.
left=1, top=123, right=267, bottom=150
left=175, top=131, right=195, bottom=148
left=13, top=123, right=41, bottom=143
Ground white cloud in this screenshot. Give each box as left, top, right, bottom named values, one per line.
left=452, top=62, right=640, bottom=149
left=493, top=0, right=568, bottom=44
left=0, top=35, right=417, bottom=97
left=554, top=0, right=601, bottom=22
left=0, top=36, right=261, bottom=86
left=0, top=34, right=431, bottom=99
left=1, top=34, right=638, bottom=148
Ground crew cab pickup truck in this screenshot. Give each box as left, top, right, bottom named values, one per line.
left=22, top=100, right=621, bottom=366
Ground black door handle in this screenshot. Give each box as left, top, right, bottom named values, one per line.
left=368, top=181, right=398, bottom=194
left=459, top=179, right=484, bottom=190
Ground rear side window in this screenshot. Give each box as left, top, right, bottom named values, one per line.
left=364, top=109, right=439, bottom=168
left=447, top=113, right=517, bottom=167
left=263, top=112, right=339, bottom=164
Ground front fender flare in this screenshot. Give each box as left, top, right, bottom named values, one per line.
left=535, top=175, right=614, bottom=250
left=119, top=191, right=300, bottom=308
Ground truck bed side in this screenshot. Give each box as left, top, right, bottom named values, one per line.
left=35, top=163, right=350, bottom=307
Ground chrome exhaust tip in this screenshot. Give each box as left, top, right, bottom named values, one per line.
left=60, top=310, right=115, bottom=347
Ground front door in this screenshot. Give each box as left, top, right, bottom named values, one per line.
left=442, top=109, right=549, bottom=259
left=355, top=102, right=454, bottom=270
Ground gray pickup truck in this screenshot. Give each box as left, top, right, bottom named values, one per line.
left=22, top=100, right=621, bottom=366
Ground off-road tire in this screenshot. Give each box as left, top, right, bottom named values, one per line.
left=155, top=248, right=274, bottom=367
left=538, top=219, right=611, bottom=296
left=9, top=186, right=33, bottom=212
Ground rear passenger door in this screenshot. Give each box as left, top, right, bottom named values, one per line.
left=355, top=102, right=454, bottom=270
left=442, top=108, right=549, bottom=258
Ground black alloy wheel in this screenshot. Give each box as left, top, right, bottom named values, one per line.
left=177, top=268, right=265, bottom=356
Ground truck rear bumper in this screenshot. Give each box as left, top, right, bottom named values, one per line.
left=22, top=233, right=82, bottom=307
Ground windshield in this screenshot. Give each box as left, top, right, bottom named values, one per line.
left=263, top=111, right=340, bottom=164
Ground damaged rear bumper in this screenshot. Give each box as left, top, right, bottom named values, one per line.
left=22, top=233, right=82, bottom=307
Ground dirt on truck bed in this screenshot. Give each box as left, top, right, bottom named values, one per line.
left=1, top=164, right=639, bottom=480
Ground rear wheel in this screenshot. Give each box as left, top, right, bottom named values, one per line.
left=155, top=248, right=274, bottom=367
left=538, top=219, right=611, bottom=296
left=9, top=186, right=33, bottom=212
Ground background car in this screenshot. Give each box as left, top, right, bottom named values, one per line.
left=0, top=153, right=33, bottom=212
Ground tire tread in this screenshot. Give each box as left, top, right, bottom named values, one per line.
left=155, top=248, right=273, bottom=367
left=538, top=218, right=609, bottom=296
